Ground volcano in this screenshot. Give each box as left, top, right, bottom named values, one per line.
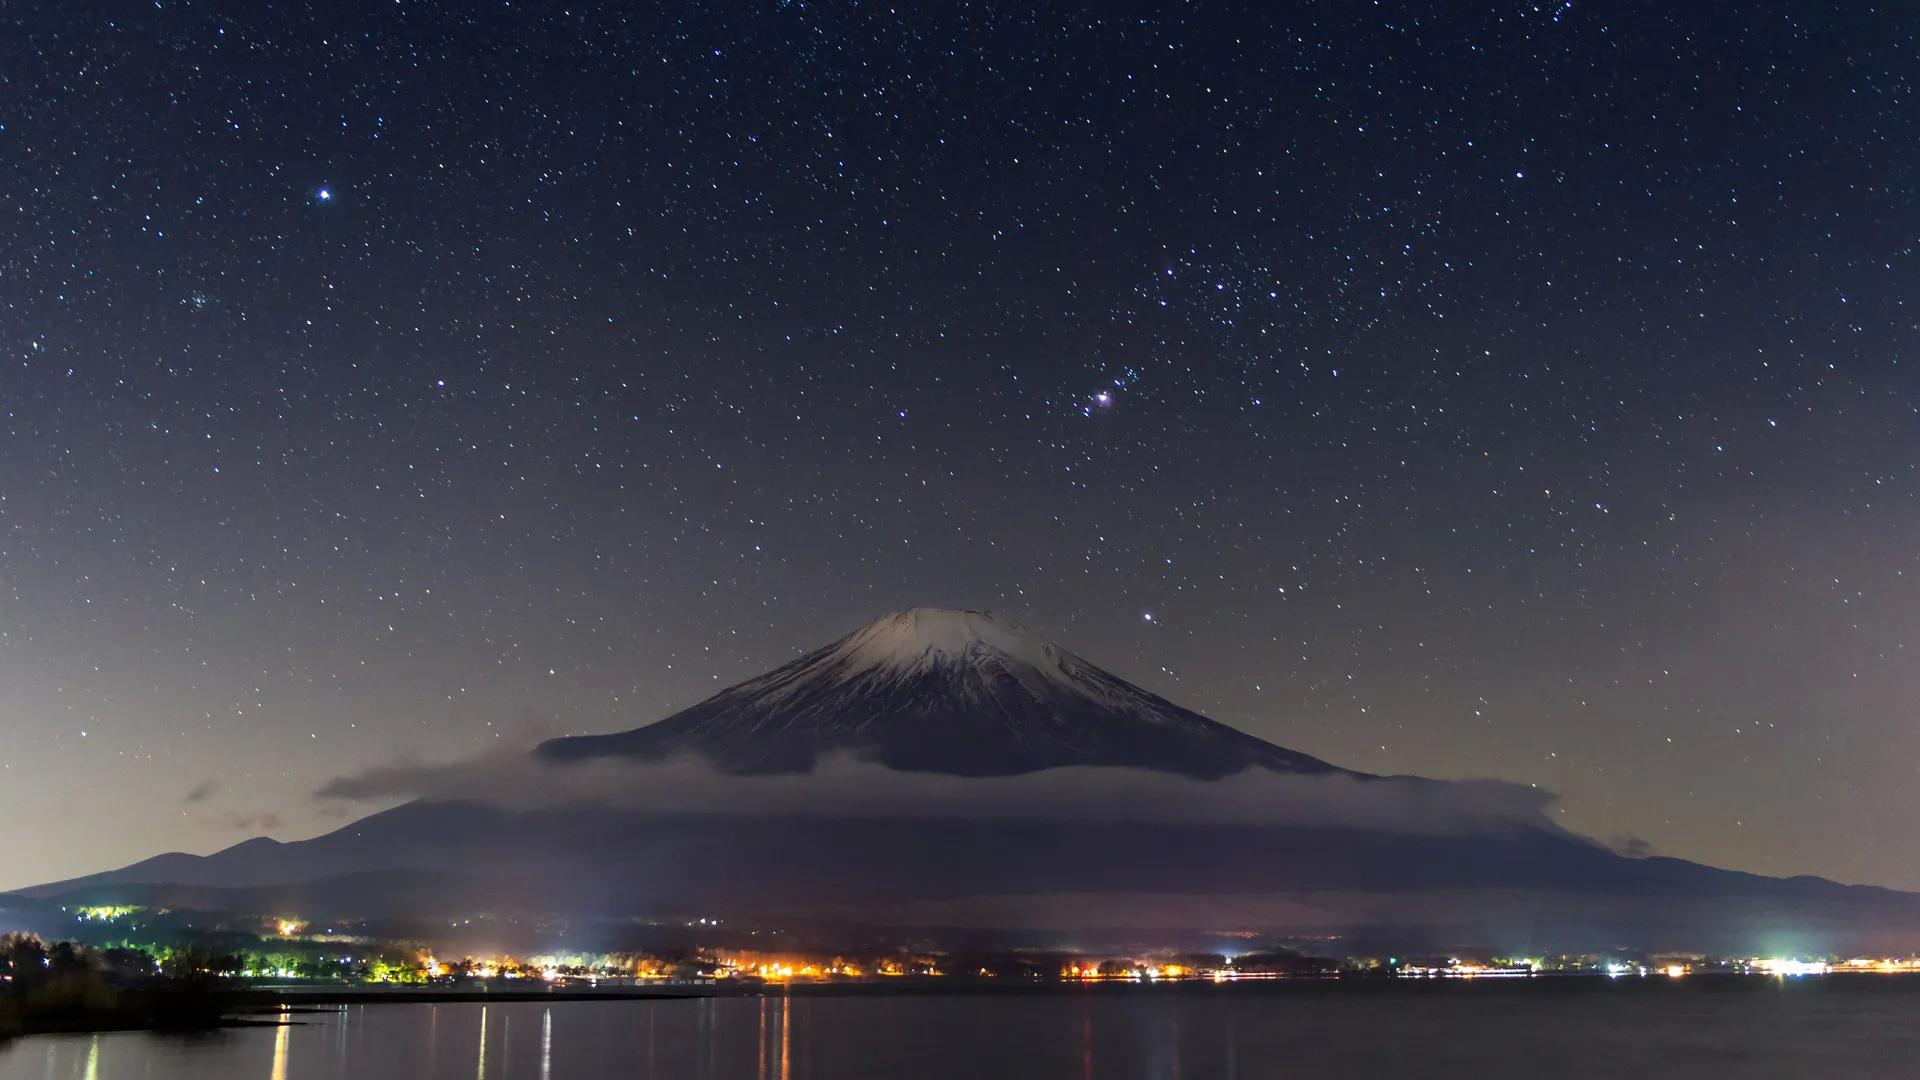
left=537, top=607, right=1341, bottom=778
left=15, top=607, right=1920, bottom=956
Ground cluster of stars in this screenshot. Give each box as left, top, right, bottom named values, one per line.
left=0, top=0, right=1915, bottom=893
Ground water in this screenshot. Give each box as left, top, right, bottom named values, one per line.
left=5, top=980, right=1919, bottom=1079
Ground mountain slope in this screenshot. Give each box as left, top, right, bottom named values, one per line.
left=538, top=607, right=1341, bottom=777
left=19, top=801, right=1920, bottom=955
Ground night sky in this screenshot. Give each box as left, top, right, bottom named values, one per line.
left=3, top=1, right=1918, bottom=891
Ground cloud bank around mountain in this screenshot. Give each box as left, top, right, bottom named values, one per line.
left=317, top=745, right=1577, bottom=843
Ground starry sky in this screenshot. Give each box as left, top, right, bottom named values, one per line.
left=3, top=0, right=1918, bottom=892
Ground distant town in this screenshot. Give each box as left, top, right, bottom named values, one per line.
left=13, top=903, right=1919, bottom=994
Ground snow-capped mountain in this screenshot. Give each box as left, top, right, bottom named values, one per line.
left=537, top=607, right=1343, bottom=778
left=23, top=607, right=1920, bottom=957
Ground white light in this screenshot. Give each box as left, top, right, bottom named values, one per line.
left=1757, top=958, right=1829, bottom=977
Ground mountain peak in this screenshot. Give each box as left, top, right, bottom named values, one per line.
left=832, top=607, right=1062, bottom=675
left=538, top=609, right=1345, bottom=778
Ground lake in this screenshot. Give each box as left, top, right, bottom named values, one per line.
left=5, top=979, right=1919, bottom=1079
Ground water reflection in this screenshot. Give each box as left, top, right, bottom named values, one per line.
left=541, top=1008, right=552, bottom=1080
left=1148, top=1003, right=1180, bottom=1080
left=643, top=993, right=656, bottom=1074
left=754, top=994, right=792, bottom=1080
left=1077, top=1008, right=1092, bottom=1080
left=778, top=993, right=789, bottom=1080
left=5, top=985, right=1917, bottom=1080
left=1221, top=1007, right=1236, bottom=1080
left=268, top=1014, right=288, bottom=1080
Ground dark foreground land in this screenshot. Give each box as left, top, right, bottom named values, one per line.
left=0, top=987, right=233, bottom=1039
left=241, top=986, right=703, bottom=1005
left=0, top=985, right=704, bottom=1039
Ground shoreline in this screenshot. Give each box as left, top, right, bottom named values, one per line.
left=13, top=971, right=1920, bottom=1041
left=238, top=987, right=706, bottom=1006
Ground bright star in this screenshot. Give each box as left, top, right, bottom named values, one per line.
left=315, top=187, right=332, bottom=202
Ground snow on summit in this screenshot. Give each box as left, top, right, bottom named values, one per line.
left=539, top=607, right=1345, bottom=779
left=831, top=608, right=1067, bottom=676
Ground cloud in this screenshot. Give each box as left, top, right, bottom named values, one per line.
left=225, top=812, right=285, bottom=832
left=317, top=749, right=1567, bottom=840
left=1608, top=834, right=1656, bottom=858
left=184, top=778, right=219, bottom=804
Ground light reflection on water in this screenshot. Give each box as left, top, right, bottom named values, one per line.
left=6, top=983, right=1920, bottom=1079
left=267, top=1014, right=287, bottom=1080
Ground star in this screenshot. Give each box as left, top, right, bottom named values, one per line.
left=3, top=0, right=1915, bottom=903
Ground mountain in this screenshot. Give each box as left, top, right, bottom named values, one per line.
left=538, top=607, right=1341, bottom=778
left=19, top=800, right=1920, bottom=956
left=15, top=607, right=1920, bottom=956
